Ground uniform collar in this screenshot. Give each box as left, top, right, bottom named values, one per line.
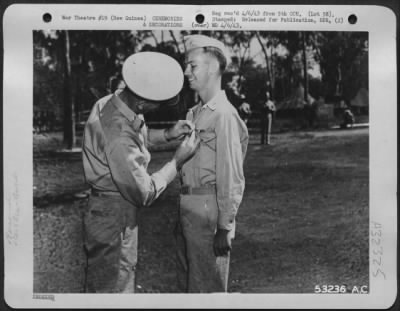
left=110, top=93, right=144, bottom=130
left=201, top=90, right=226, bottom=111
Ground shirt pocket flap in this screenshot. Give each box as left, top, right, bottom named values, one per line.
left=196, top=129, right=216, bottom=151
left=197, top=129, right=216, bottom=142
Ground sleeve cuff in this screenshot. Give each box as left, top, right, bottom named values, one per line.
left=153, top=160, right=177, bottom=185
left=148, top=129, right=168, bottom=145
left=217, top=215, right=235, bottom=231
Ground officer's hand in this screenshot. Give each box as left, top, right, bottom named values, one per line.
left=213, top=228, right=232, bottom=257
left=173, top=131, right=200, bottom=168
left=166, top=120, right=195, bottom=141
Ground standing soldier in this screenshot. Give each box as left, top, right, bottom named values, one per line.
left=82, top=52, right=200, bottom=293
left=260, top=91, right=276, bottom=145
left=175, top=35, right=249, bottom=293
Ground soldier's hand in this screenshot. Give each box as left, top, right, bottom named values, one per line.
left=166, top=120, right=195, bottom=141
left=213, top=228, right=232, bottom=257
left=173, top=131, right=200, bottom=168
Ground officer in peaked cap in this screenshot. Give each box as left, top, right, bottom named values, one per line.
left=82, top=51, right=200, bottom=293
left=175, top=35, right=248, bottom=292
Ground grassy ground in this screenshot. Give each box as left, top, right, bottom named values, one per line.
left=33, top=127, right=369, bottom=293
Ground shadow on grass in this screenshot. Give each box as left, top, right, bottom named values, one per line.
left=34, top=191, right=90, bottom=208
left=34, top=149, right=83, bottom=161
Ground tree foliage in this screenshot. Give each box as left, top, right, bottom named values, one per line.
left=33, top=30, right=368, bottom=131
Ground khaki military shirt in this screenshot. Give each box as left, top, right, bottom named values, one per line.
left=82, top=92, right=177, bottom=207
left=181, top=90, right=249, bottom=231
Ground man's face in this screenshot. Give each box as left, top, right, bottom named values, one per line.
left=184, top=49, right=211, bottom=92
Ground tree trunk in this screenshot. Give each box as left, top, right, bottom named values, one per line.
left=169, top=30, right=181, bottom=56
left=302, top=32, right=309, bottom=102
left=150, top=31, right=159, bottom=46
left=270, top=53, right=275, bottom=93
left=335, top=61, right=342, bottom=96
left=237, top=45, right=249, bottom=92
left=255, top=32, right=273, bottom=97
left=63, top=30, right=76, bottom=149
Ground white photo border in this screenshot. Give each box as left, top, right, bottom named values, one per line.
left=3, top=4, right=397, bottom=309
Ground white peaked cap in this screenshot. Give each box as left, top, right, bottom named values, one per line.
left=122, top=52, right=184, bottom=101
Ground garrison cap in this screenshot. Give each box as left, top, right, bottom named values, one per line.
left=122, top=52, right=184, bottom=102
left=183, top=34, right=229, bottom=61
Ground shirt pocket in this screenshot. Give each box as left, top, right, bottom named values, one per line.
left=196, top=129, right=216, bottom=151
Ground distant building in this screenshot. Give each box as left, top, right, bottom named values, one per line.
left=276, top=85, right=314, bottom=112
left=350, top=88, right=369, bottom=115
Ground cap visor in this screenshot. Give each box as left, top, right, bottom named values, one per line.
left=160, top=94, right=180, bottom=107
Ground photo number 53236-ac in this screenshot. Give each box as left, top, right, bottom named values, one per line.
left=314, top=285, right=368, bottom=294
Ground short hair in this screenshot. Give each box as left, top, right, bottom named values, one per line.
left=202, top=46, right=227, bottom=74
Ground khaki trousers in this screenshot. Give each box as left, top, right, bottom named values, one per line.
left=261, top=113, right=273, bottom=144
left=83, top=195, right=138, bottom=293
left=175, top=194, right=231, bottom=293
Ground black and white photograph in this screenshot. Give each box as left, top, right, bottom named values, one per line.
left=3, top=4, right=397, bottom=309
left=32, top=29, right=370, bottom=294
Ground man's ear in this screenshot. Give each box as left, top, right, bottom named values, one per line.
left=207, top=58, right=220, bottom=75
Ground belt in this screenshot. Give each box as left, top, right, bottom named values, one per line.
left=91, top=189, right=121, bottom=197
left=180, top=185, right=216, bottom=195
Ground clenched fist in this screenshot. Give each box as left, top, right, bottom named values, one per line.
left=173, top=130, right=200, bottom=168
left=165, top=120, right=195, bottom=141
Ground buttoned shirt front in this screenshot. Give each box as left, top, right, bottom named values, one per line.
left=82, top=92, right=177, bottom=208
left=180, top=90, right=249, bottom=230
